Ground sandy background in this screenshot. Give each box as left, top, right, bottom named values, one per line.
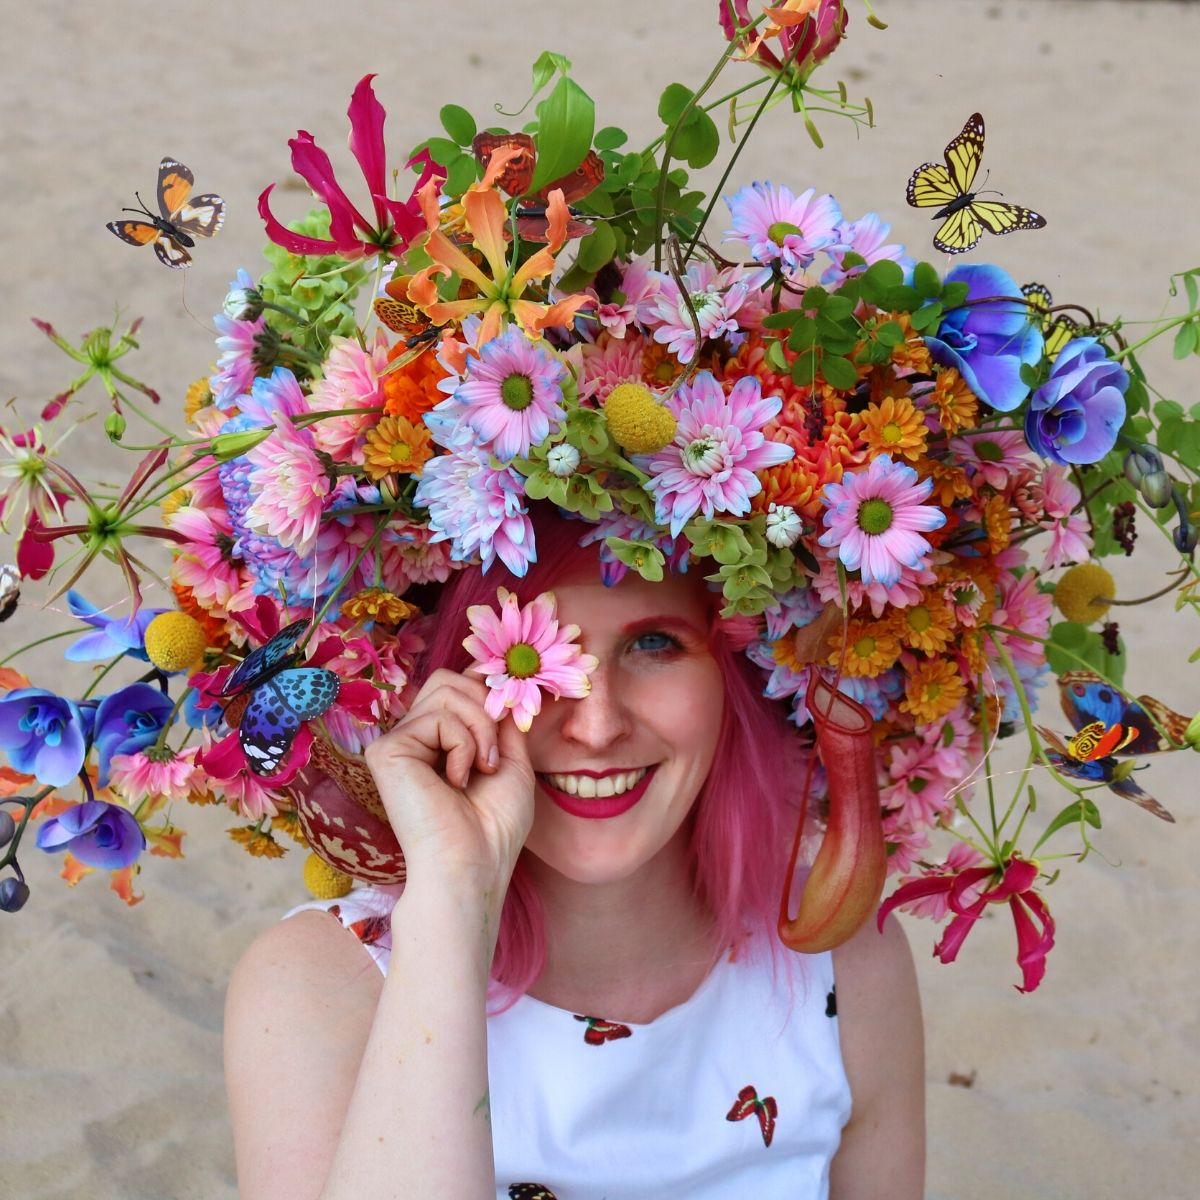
left=2, top=0, right=1198, bottom=1196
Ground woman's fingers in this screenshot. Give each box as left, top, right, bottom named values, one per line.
left=399, top=671, right=500, bottom=775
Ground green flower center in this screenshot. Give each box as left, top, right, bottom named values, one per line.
left=389, top=442, right=414, bottom=463
left=858, top=497, right=894, bottom=535
left=853, top=635, right=877, bottom=658
left=501, top=373, right=534, bottom=411
left=767, top=220, right=803, bottom=244
left=975, top=439, right=1003, bottom=463
left=882, top=422, right=904, bottom=444
left=907, top=605, right=932, bottom=632
left=504, top=642, right=541, bottom=679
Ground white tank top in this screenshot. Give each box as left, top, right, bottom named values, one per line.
left=286, top=886, right=852, bottom=1199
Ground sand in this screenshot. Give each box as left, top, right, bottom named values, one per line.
left=1, top=0, right=1198, bottom=1196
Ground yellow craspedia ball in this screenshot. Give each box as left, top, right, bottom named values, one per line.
left=303, top=851, right=353, bottom=899
left=144, top=611, right=207, bottom=672
left=1054, top=563, right=1115, bottom=625
left=603, top=383, right=677, bottom=454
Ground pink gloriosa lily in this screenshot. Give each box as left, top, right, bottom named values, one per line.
left=258, top=74, right=442, bottom=261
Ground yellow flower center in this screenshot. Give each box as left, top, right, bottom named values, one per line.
left=389, top=442, right=414, bottom=463
left=907, top=605, right=932, bottom=633
left=882, top=422, right=904, bottom=444
left=853, top=635, right=877, bottom=658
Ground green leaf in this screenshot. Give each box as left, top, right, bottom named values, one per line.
left=765, top=338, right=789, bottom=372
left=531, top=50, right=572, bottom=96
left=1154, top=398, right=1185, bottom=421
left=875, top=320, right=905, bottom=348
left=530, top=77, right=596, bottom=195
left=942, top=281, right=970, bottom=308
left=439, top=104, right=477, bottom=146
left=823, top=295, right=856, bottom=322
left=762, top=310, right=803, bottom=330
left=594, top=125, right=628, bottom=151
left=1183, top=271, right=1199, bottom=312
left=862, top=259, right=904, bottom=291
left=657, top=82, right=694, bottom=127
left=821, top=355, right=859, bottom=390
left=565, top=408, right=610, bottom=456
left=1173, top=321, right=1199, bottom=360
left=912, top=261, right=941, bottom=299
left=617, top=151, right=645, bottom=185
left=425, top=137, right=460, bottom=167
left=790, top=351, right=817, bottom=385
left=907, top=302, right=942, bottom=332
left=787, top=318, right=818, bottom=352
left=672, top=109, right=720, bottom=169
left=444, top=153, right=478, bottom=196
left=882, top=284, right=921, bottom=312
left=802, top=287, right=829, bottom=311
left=606, top=537, right=665, bottom=582
left=576, top=221, right=617, bottom=272
left=1038, top=797, right=1103, bottom=847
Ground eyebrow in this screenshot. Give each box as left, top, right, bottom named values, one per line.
left=618, top=614, right=708, bottom=639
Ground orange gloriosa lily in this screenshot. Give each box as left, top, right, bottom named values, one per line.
left=408, top=146, right=594, bottom=347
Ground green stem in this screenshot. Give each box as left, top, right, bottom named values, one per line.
left=297, top=515, right=390, bottom=652
left=153, top=686, right=194, bottom=753
left=117, top=394, right=177, bottom=440
left=0, top=785, right=55, bottom=873
left=1111, top=314, right=1193, bottom=361
left=81, top=654, right=124, bottom=701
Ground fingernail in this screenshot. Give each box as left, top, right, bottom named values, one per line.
left=487, top=745, right=499, bottom=769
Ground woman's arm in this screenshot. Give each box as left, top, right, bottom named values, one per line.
left=828, top=913, right=925, bottom=1200
left=225, top=669, right=535, bottom=1200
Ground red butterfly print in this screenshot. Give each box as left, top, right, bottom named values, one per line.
left=106, top=157, right=225, bottom=269
left=328, top=904, right=391, bottom=947
left=472, top=131, right=603, bottom=243
left=726, top=1084, right=778, bottom=1147
left=572, top=1014, right=633, bottom=1045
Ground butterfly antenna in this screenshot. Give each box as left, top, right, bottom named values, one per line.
left=177, top=273, right=213, bottom=334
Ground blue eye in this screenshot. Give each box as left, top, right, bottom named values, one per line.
left=632, top=630, right=682, bottom=655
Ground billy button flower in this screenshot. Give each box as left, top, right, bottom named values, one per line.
left=1053, top=562, right=1115, bottom=625
left=603, top=383, right=678, bottom=455
left=303, top=850, right=353, bottom=899
left=362, top=415, right=433, bottom=482
left=143, top=611, right=208, bottom=673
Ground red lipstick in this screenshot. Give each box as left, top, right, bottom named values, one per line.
left=537, top=765, right=658, bottom=820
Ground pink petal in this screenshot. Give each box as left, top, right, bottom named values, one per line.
left=347, top=75, right=389, bottom=227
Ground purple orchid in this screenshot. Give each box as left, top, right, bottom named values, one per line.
left=36, top=800, right=145, bottom=870
left=0, top=688, right=87, bottom=787
left=1025, top=337, right=1129, bottom=465
left=258, top=74, right=442, bottom=261
left=65, top=590, right=167, bottom=663
left=925, top=263, right=1044, bottom=413
left=92, top=684, right=176, bottom=786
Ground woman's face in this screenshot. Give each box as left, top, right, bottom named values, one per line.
left=522, top=568, right=725, bottom=886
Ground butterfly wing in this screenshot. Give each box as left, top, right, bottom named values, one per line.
left=153, top=235, right=193, bottom=269
left=943, top=114, right=985, bottom=195
left=239, top=667, right=340, bottom=776
left=107, top=219, right=161, bottom=247
left=1059, top=671, right=1186, bottom=754
left=533, top=149, right=605, bottom=206
left=726, top=1084, right=759, bottom=1122
left=906, top=161, right=958, bottom=210
left=757, top=1095, right=778, bottom=1147
left=971, top=198, right=1047, bottom=237
left=173, top=193, right=226, bottom=239
left=472, top=131, right=537, bottom=197
left=156, top=157, right=194, bottom=221
left=222, top=618, right=311, bottom=697
left=508, top=1185, right=558, bottom=1200
left=933, top=204, right=984, bottom=255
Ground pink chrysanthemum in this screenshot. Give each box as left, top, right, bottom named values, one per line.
left=950, top=429, right=1032, bottom=491
left=453, top=327, right=567, bottom=461
left=463, top=588, right=599, bottom=732
left=812, top=555, right=935, bottom=620
left=210, top=312, right=267, bottom=408
left=578, top=332, right=647, bottom=403
left=821, top=212, right=912, bottom=287
left=724, top=181, right=842, bottom=276
left=308, top=332, right=389, bottom=463
left=1032, top=464, right=1092, bottom=568
left=167, top=503, right=256, bottom=618
left=109, top=747, right=201, bottom=813
left=645, top=262, right=750, bottom=362
left=594, top=257, right=661, bottom=339
left=646, top=371, right=794, bottom=537
left=244, top=417, right=331, bottom=555
left=818, top=454, right=946, bottom=588
left=991, top=569, right=1053, bottom=666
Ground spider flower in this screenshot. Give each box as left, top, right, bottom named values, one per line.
left=925, top=264, right=1043, bottom=413
left=463, top=588, right=599, bottom=731
left=0, top=687, right=87, bottom=787
left=818, top=455, right=946, bottom=588
left=1025, top=337, right=1129, bottom=466
left=35, top=800, right=146, bottom=871
left=646, top=372, right=794, bottom=537
left=719, top=0, right=849, bottom=88
left=878, top=854, right=1056, bottom=993
left=258, top=75, right=439, bottom=261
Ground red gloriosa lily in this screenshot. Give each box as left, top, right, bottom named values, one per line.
left=258, top=74, right=443, bottom=261
left=877, top=854, right=1056, bottom=993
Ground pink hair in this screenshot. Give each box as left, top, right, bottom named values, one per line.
left=411, top=505, right=804, bottom=1004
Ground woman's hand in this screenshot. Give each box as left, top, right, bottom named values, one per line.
left=363, top=669, right=535, bottom=890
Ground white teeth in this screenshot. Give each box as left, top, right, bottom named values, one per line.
left=543, top=768, right=649, bottom=798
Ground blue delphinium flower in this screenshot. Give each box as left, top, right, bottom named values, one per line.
left=92, top=683, right=176, bottom=786
left=0, top=688, right=87, bottom=786
left=36, top=800, right=145, bottom=869
left=64, top=590, right=167, bottom=663
left=925, top=263, right=1044, bottom=413
left=1025, top=337, right=1129, bottom=465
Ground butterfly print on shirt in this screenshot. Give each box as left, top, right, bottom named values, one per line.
left=726, top=1084, right=777, bottom=1148
left=572, top=1014, right=633, bottom=1045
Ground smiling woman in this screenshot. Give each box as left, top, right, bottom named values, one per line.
left=224, top=504, right=924, bottom=1199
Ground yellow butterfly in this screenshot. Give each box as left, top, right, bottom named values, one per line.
left=1021, top=283, right=1078, bottom=361
left=907, top=113, right=1046, bottom=255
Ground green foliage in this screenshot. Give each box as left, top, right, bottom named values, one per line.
left=1045, top=620, right=1126, bottom=686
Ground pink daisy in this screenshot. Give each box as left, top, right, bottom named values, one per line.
left=818, top=455, right=947, bottom=587
left=244, top=416, right=331, bottom=555
left=453, top=327, right=567, bottom=461
left=724, top=181, right=842, bottom=276
left=821, top=212, right=913, bottom=287
left=308, top=332, right=388, bottom=463
left=210, top=312, right=267, bottom=408
left=109, top=747, right=201, bottom=814
left=950, top=429, right=1032, bottom=492
left=593, top=257, right=661, bottom=338
left=646, top=371, right=794, bottom=537
left=463, top=588, right=599, bottom=732
left=1032, top=464, right=1092, bottom=568
left=645, top=262, right=750, bottom=362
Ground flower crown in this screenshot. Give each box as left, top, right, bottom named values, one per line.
left=3, top=2, right=1199, bottom=994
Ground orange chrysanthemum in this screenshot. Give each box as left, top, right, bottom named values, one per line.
left=227, top=825, right=287, bottom=859
left=982, top=493, right=1012, bottom=553
left=900, top=658, right=968, bottom=723
left=915, top=456, right=974, bottom=507
left=270, top=808, right=308, bottom=847
left=382, top=344, right=449, bottom=422
left=831, top=620, right=901, bottom=677
left=929, top=367, right=979, bottom=435
left=363, top=414, right=434, bottom=481
left=861, top=394, right=929, bottom=462
left=341, top=587, right=419, bottom=625
left=891, top=596, right=955, bottom=654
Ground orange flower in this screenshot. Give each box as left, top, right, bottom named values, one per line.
left=915, top=456, right=973, bottom=507
left=382, top=341, right=449, bottom=422
left=891, top=596, right=955, bottom=655
left=886, top=313, right=931, bottom=373
left=900, top=658, right=967, bottom=723
left=861, top=394, right=928, bottom=462
left=227, top=825, right=287, bottom=859
left=408, top=147, right=594, bottom=344
left=982, top=493, right=1012, bottom=553
left=930, top=367, right=979, bottom=435
left=172, top=581, right=231, bottom=651
left=341, top=587, right=419, bottom=625
left=362, top=415, right=433, bottom=481
left=831, top=620, right=901, bottom=676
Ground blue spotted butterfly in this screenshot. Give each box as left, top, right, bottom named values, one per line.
left=220, top=618, right=340, bottom=777
left=1036, top=670, right=1188, bottom=822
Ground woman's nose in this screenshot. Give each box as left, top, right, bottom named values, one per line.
left=556, top=664, right=632, bottom=750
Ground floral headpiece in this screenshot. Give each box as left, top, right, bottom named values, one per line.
left=3, top=2, right=1199, bottom=993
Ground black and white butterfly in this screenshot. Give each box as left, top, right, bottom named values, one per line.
left=219, top=619, right=340, bottom=777
left=107, top=157, right=225, bottom=268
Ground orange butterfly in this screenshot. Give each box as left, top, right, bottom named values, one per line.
left=471, top=131, right=603, bottom=242
left=107, top=157, right=225, bottom=268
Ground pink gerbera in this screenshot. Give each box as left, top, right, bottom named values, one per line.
left=244, top=417, right=331, bottom=555
left=645, top=261, right=750, bottom=362
left=646, top=371, right=794, bottom=537
left=463, top=588, right=599, bottom=731
left=453, top=327, right=567, bottom=461
left=167, top=503, right=255, bottom=617
left=819, top=455, right=946, bottom=587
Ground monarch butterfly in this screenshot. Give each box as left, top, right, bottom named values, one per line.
left=1021, top=282, right=1079, bottom=361
left=907, top=114, right=1045, bottom=255
left=219, top=618, right=340, bottom=777
left=106, top=157, right=225, bottom=268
